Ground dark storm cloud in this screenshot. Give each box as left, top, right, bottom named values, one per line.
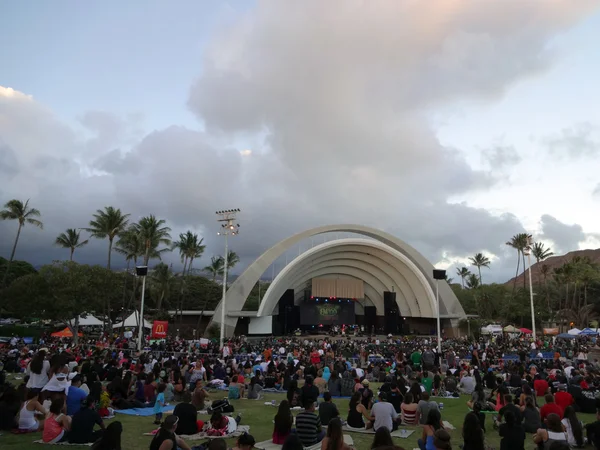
left=539, top=214, right=586, bottom=254
left=1, top=1, right=598, bottom=281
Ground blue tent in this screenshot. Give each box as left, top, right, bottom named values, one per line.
left=580, top=328, right=598, bottom=335
left=557, top=333, right=576, bottom=339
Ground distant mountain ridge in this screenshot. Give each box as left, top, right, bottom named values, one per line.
left=504, top=248, right=600, bottom=286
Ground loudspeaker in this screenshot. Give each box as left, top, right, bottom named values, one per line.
left=278, top=289, right=294, bottom=315
left=433, top=269, right=446, bottom=280
left=384, top=291, right=400, bottom=334
left=364, top=306, right=376, bottom=334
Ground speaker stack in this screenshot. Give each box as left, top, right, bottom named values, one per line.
left=384, top=291, right=403, bottom=334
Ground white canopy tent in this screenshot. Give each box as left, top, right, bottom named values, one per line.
left=112, top=311, right=152, bottom=329
left=69, top=315, right=104, bottom=327
left=568, top=328, right=582, bottom=335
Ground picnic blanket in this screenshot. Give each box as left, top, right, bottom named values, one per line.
left=115, top=405, right=174, bottom=416
left=33, top=440, right=93, bottom=446
left=341, top=425, right=414, bottom=438
left=143, top=425, right=251, bottom=441
left=255, top=434, right=353, bottom=450
left=468, top=409, right=498, bottom=414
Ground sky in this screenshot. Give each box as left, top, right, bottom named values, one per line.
left=1, top=0, right=600, bottom=284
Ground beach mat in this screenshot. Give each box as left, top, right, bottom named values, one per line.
left=115, top=405, right=174, bottom=416
left=33, top=441, right=93, bottom=446
left=144, top=425, right=250, bottom=441
left=341, top=425, right=414, bottom=438
left=256, top=434, right=353, bottom=450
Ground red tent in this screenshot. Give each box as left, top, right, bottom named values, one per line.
left=520, top=327, right=532, bottom=334
left=51, top=328, right=83, bottom=338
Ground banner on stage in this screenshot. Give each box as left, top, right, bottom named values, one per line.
left=152, top=320, right=168, bottom=338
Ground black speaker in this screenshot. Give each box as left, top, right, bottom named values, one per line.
left=278, top=289, right=294, bottom=314
left=433, top=269, right=446, bottom=280
left=364, top=306, right=376, bottom=334
left=384, top=291, right=400, bottom=334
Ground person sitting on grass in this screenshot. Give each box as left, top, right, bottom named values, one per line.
left=173, top=401, right=205, bottom=435
left=18, top=389, right=47, bottom=432
left=296, top=398, right=325, bottom=447
left=417, top=392, right=439, bottom=425
left=319, top=392, right=340, bottom=426
left=247, top=376, right=263, bottom=399
left=205, top=411, right=240, bottom=437
left=321, top=418, right=351, bottom=450
left=43, top=398, right=72, bottom=443
left=191, top=380, right=209, bottom=411
left=231, top=432, right=256, bottom=450
left=91, top=421, right=122, bottom=450
left=273, top=400, right=294, bottom=444
left=154, top=383, right=167, bottom=425
left=370, top=427, right=394, bottom=449
left=401, top=392, right=418, bottom=426
left=461, top=412, right=484, bottom=450
left=347, top=391, right=372, bottom=429
left=499, top=411, right=525, bottom=450
left=418, top=409, right=444, bottom=450
left=150, top=415, right=192, bottom=450
left=371, top=392, right=400, bottom=432
left=68, top=396, right=105, bottom=444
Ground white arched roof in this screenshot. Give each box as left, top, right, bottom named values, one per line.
left=209, top=224, right=465, bottom=335
left=257, top=239, right=437, bottom=318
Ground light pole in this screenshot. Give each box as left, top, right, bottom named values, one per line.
left=216, top=209, right=240, bottom=349
left=433, top=269, right=446, bottom=355
left=136, top=265, right=148, bottom=351
left=524, top=235, right=536, bottom=339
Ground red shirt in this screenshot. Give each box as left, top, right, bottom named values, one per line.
left=534, top=379, right=549, bottom=396
left=540, top=402, right=564, bottom=421
left=554, top=391, right=574, bottom=411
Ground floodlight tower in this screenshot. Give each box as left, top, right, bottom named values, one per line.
left=216, top=209, right=240, bottom=349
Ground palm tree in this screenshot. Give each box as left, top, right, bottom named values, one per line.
left=150, top=263, right=175, bottom=310
left=55, top=228, right=89, bottom=261
left=225, top=250, right=240, bottom=271
left=506, top=233, right=529, bottom=295
left=466, top=273, right=480, bottom=289
left=115, top=226, right=144, bottom=266
left=87, top=206, right=130, bottom=270
left=186, top=235, right=206, bottom=275
left=172, top=232, right=193, bottom=276
left=540, top=264, right=551, bottom=308
left=1, top=199, right=43, bottom=285
left=456, top=267, right=470, bottom=289
left=204, top=256, right=224, bottom=281
left=133, top=215, right=172, bottom=265
left=532, top=242, right=554, bottom=286
left=469, top=253, right=490, bottom=285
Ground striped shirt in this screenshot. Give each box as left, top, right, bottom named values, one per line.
left=295, top=411, right=322, bottom=446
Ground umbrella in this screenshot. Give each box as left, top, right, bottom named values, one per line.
left=568, top=328, right=582, bottom=335
left=503, top=325, right=519, bottom=333
left=519, top=328, right=532, bottom=334
left=557, top=333, right=576, bottom=339
left=51, top=327, right=83, bottom=338
left=580, top=328, right=598, bottom=335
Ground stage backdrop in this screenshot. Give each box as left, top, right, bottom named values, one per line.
left=311, top=278, right=364, bottom=299
left=300, top=302, right=355, bottom=325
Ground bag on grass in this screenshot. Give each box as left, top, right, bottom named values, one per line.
left=208, top=398, right=234, bottom=413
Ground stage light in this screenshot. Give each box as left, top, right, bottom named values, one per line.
left=325, top=299, right=328, bottom=302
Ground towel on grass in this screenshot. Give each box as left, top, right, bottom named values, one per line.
left=115, top=405, right=174, bottom=416
left=442, top=421, right=455, bottom=430
left=468, top=409, right=498, bottom=414
left=255, top=434, right=353, bottom=450
left=33, top=440, right=93, bottom=446
left=341, top=425, right=414, bottom=438
left=143, top=425, right=251, bottom=441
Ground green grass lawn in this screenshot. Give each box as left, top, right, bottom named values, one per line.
left=0, top=388, right=596, bottom=449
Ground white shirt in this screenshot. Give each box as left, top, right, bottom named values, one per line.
left=26, top=360, right=51, bottom=389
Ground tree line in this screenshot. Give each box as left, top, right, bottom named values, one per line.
left=0, top=199, right=265, bottom=335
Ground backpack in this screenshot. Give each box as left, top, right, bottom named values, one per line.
left=208, top=398, right=235, bottom=414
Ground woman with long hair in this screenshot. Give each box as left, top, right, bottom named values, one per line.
left=499, top=410, right=526, bottom=450
left=328, top=371, right=342, bottom=397
left=521, top=396, right=541, bottom=433
left=401, top=392, right=418, bottom=426
left=347, top=391, right=371, bottom=429
left=273, top=400, right=293, bottom=444
left=321, top=418, right=351, bottom=450
left=533, top=413, right=567, bottom=449
left=287, top=380, right=301, bottom=407
left=26, top=350, right=51, bottom=392
left=409, top=382, right=422, bottom=403
left=562, top=406, right=584, bottom=447
left=462, top=412, right=484, bottom=450
left=418, top=409, right=444, bottom=450
left=18, top=389, right=47, bottom=432
left=467, top=383, right=486, bottom=409
left=371, top=427, right=394, bottom=449
left=91, top=421, right=122, bottom=450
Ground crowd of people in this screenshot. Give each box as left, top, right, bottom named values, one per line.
left=1, top=330, right=600, bottom=450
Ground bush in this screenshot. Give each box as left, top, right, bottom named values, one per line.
left=0, top=325, right=45, bottom=339
left=206, top=323, right=220, bottom=339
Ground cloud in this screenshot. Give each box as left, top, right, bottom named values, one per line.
left=538, top=214, right=586, bottom=253
left=1, top=0, right=598, bottom=283
left=482, top=143, right=522, bottom=170
left=594, top=183, right=600, bottom=198
left=543, top=123, right=599, bottom=159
